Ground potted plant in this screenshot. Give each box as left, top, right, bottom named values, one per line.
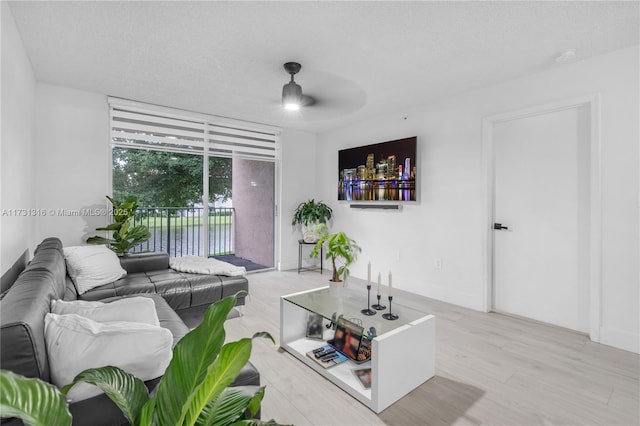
left=292, top=199, right=333, bottom=243
left=311, top=225, right=361, bottom=285
left=0, top=295, right=282, bottom=426
left=87, top=195, right=151, bottom=255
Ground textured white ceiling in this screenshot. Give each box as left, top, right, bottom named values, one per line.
left=9, top=1, right=639, bottom=133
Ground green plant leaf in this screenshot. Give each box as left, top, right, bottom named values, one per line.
left=244, top=386, right=265, bottom=419
left=60, top=366, right=149, bottom=425
left=86, top=236, right=114, bottom=245
left=0, top=369, right=72, bottom=426
left=310, top=231, right=360, bottom=281
left=189, top=330, right=274, bottom=426
left=95, top=223, right=123, bottom=231
left=292, top=199, right=332, bottom=226
left=127, top=225, right=152, bottom=246
left=251, top=331, right=275, bottom=345
left=139, top=396, right=156, bottom=426
left=195, top=385, right=265, bottom=426
left=87, top=195, right=151, bottom=253
left=152, top=296, right=236, bottom=426
left=185, top=338, right=253, bottom=425
left=119, top=219, right=131, bottom=236
left=233, top=420, right=285, bottom=426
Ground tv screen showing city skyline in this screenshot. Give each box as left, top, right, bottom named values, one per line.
left=338, top=136, right=417, bottom=201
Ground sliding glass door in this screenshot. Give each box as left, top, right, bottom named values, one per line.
left=109, top=98, right=279, bottom=270
left=112, top=146, right=274, bottom=269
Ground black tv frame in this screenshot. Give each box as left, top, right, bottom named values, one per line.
left=338, top=136, right=417, bottom=203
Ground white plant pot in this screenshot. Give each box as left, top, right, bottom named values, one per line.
left=329, top=282, right=343, bottom=298
left=302, top=222, right=321, bottom=243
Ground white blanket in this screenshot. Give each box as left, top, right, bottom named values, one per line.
left=169, top=256, right=247, bottom=277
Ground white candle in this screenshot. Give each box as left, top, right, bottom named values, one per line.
left=367, top=261, right=371, bottom=285
left=388, top=271, right=393, bottom=297
left=377, top=272, right=381, bottom=295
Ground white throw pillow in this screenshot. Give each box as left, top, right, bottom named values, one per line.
left=63, top=245, right=127, bottom=294
left=44, top=313, right=173, bottom=402
left=51, top=297, right=160, bottom=327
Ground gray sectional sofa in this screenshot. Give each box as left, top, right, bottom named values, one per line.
left=0, top=237, right=259, bottom=426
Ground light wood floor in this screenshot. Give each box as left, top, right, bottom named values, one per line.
left=221, top=270, right=639, bottom=426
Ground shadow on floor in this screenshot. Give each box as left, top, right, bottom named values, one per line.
left=214, top=254, right=267, bottom=272
left=379, top=375, right=485, bottom=426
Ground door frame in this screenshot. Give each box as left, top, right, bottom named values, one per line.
left=481, top=94, right=602, bottom=342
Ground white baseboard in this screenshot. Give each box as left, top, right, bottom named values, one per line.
left=598, top=326, right=640, bottom=354
left=278, top=260, right=296, bottom=271
left=278, top=258, right=322, bottom=272
left=422, top=284, right=484, bottom=312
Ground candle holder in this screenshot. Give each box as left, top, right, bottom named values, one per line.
left=372, top=294, right=386, bottom=310
left=361, top=284, right=377, bottom=316
left=382, top=296, right=399, bottom=320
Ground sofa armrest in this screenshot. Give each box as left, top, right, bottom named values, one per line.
left=119, top=252, right=170, bottom=274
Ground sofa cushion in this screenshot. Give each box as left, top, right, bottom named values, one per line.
left=22, top=248, right=67, bottom=300
left=98, top=294, right=190, bottom=346
left=66, top=377, right=162, bottom=426
left=80, top=270, right=228, bottom=312
left=34, top=237, right=65, bottom=255
left=63, top=276, right=78, bottom=301
left=44, top=313, right=173, bottom=402
left=63, top=245, right=127, bottom=294
left=1, top=248, right=29, bottom=297
left=219, top=275, right=250, bottom=300
left=51, top=297, right=160, bottom=326
left=23, top=238, right=67, bottom=301
left=230, top=362, right=261, bottom=387
left=0, top=269, right=60, bottom=382
left=181, top=274, right=224, bottom=308
left=119, top=252, right=170, bottom=273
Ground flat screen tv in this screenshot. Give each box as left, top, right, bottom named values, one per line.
left=338, top=136, right=417, bottom=202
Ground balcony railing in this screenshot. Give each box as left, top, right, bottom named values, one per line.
left=129, top=207, right=234, bottom=257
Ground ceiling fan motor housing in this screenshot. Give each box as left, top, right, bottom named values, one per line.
left=283, top=62, right=301, bottom=75
left=282, top=62, right=303, bottom=109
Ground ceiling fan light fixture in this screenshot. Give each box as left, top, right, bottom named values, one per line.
left=282, top=80, right=302, bottom=111
left=282, top=62, right=303, bottom=111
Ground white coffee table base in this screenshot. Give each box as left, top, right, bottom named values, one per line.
left=280, top=288, right=435, bottom=413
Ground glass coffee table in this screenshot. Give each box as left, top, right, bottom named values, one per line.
left=280, top=285, right=435, bottom=413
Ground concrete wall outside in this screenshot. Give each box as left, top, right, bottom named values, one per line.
left=232, top=158, right=275, bottom=267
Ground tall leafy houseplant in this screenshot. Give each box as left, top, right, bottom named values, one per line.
left=311, top=226, right=361, bottom=283
left=292, top=199, right=333, bottom=243
left=87, top=195, right=151, bottom=255
left=0, top=295, right=281, bottom=426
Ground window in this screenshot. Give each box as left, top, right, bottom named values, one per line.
left=109, top=98, right=280, bottom=269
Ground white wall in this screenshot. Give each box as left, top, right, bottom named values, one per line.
left=1, top=2, right=37, bottom=272
left=31, top=82, right=316, bottom=268
left=7, top=3, right=635, bottom=352
left=278, top=128, right=318, bottom=270
left=34, top=84, right=110, bottom=246
left=29, top=81, right=316, bottom=267
left=316, top=46, right=639, bottom=353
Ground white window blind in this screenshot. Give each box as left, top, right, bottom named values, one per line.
left=108, top=97, right=281, bottom=160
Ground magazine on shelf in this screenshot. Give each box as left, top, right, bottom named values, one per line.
left=352, top=367, right=372, bottom=389
left=305, top=344, right=349, bottom=369
left=305, top=312, right=324, bottom=340
left=327, top=317, right=371, bottom=363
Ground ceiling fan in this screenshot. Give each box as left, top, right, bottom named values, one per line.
left=282, top=62, right=315, bottom=111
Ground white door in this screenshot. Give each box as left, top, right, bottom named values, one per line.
left=493, top=105, right=590, bottom=333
